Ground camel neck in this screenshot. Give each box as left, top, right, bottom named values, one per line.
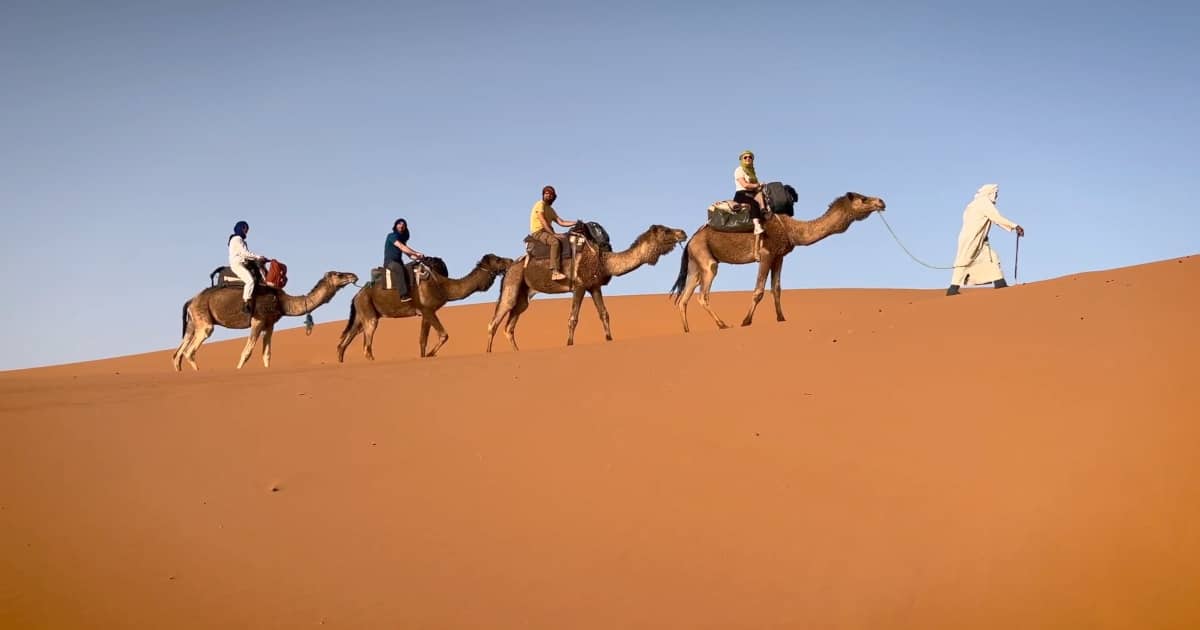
left=785, top=205, right=856, bottom=246
left=442, top=266, right=496, bottom=301
left=603, top=241, right=656, bottom=277
left=280, top=279, right=334, bottom=316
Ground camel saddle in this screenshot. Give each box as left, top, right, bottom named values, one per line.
left=209, top=259, right=288, bottom=290
left=368, top=257, right=450, bottom=289
left=524, top=221, right=612, bottom=262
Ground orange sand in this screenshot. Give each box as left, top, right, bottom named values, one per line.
left=2, top=255, right=1198, bottom=629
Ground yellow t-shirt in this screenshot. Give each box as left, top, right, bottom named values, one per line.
left=529, top=200, right=559, bottom=234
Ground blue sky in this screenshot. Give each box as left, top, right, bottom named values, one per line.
left=2, top=0, right=1197, bottom=370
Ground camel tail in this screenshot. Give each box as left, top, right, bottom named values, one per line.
left=341, top=300, right=357, bottom=337
left=668, top=244, right=690, bottom=303
left=181, top=299, right=192, bottom=338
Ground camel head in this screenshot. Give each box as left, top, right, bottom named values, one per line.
left=474, top=253, right=515, bottom=290
left=836, top=192, right=887, bottom=221
left=636, top=224, right=689, bottom=263
left=324, top=271, right=360, bottom=288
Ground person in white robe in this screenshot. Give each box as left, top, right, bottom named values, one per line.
left=946, top=184, right=1024, bottom=295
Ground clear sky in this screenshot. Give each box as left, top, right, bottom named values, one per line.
left=2, top=0, right=1197, bottom=370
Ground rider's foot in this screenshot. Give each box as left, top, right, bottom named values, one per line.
left=551, top=271, right=567, bottom=281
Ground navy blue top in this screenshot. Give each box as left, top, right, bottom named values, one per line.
left=384, top=231, right=410, bottom=265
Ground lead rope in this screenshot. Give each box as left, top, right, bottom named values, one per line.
left=874, top=213, right=963, bottom=270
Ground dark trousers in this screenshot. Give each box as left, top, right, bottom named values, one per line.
left=734, top=190, right=763, bottom=220
left=384, top=260, right=409, bottom=298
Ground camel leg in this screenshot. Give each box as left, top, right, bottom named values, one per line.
left=697, top=259, right=729, bottom=330
left=486, top=283, right=520, bottom=354
left=336, top=317, right=362, bottom=363
left=741, top=258, right=772, bottom=327
left=173, top=325, right=193, bottom=372
left=566, top=288, right=586, bottom=346
left=183, top=322, right=214, bottom=371
left=362, top=314, right=379, bottom=361
left=503, top=286, right=532, bottom=351
left=261, top=325, right=273, bottom=368
left=423, top=312, right=450, bottom=358
left=486, top=311, right=506, bottom=353
left=418, top=316, right=431, bottom=357
left=590, top=286, right=612, bottom=341
left=770, top=257, right=786, bottom=322
left=236, top=320, right=264, bottom=369
left=675, top=255, right=702, bottom=334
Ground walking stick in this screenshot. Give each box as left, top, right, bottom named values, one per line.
left=1014, top=234, right=1021, bottom=284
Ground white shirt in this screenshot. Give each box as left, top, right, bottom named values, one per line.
left=228, top=235, right=261, bottom=267
left=734, top=166, right=756, bottom=192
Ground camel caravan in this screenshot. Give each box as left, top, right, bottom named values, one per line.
left=173, top=152, right=896, bottom=371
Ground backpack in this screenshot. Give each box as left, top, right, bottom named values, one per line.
left=762, top=181, right=798, bottom=217
left=584, top=221, right=613, bottom=253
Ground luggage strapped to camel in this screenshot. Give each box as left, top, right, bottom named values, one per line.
left=705, top=181, right=798, bottom=233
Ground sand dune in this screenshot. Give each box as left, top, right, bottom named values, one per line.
left=2, top=255, right=1198, bottom=629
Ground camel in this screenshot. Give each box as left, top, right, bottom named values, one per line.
left=336, top=253, right=513, bottom=361
left=486, top=224, right=688, bottom=352
left=173, top=270, right=359, bottom=371
left=668, top=191, right=887, bottom=332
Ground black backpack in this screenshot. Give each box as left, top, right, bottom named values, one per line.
left=762, top=181, right=798, bottom=217
left=583, top=221, right=613, bottom=253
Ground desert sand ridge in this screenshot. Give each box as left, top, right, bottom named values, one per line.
left=1, top=255, right=1197, bottom=628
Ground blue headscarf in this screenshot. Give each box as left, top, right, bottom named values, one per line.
left=229, top=220, right=249, bottom=244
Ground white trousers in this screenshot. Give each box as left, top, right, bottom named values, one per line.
left=231, top=263, right=255, bottom=301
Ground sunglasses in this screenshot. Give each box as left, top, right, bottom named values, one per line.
left=742, top=156, right=754, bottom=160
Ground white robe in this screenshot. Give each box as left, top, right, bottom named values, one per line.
left=951, top=184, right=1018, bottom=286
